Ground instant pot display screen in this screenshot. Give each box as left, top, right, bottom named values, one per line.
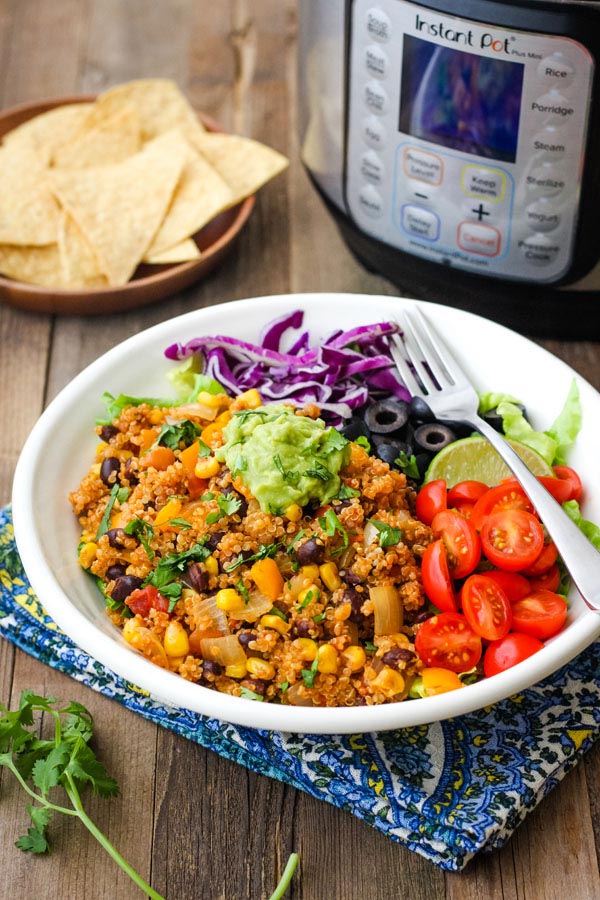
left=399, top=35, right=525, bottom=163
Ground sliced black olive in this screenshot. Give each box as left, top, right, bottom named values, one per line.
left=364, top=399, right=409, bottom=434
left=414, top=452, right=434, bottom=478
left=339, top=416, right=371, bottom=441
left=413, top=423, right=456, bottom=453
left=372, top=439, right=411, bottom=467
left=409, top=396, right=435, bottom=423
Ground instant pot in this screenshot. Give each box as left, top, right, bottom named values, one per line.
left=298, top=0, right=600, bottom=337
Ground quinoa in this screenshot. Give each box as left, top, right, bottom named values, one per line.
left=70, top=396, right=432, bottom=707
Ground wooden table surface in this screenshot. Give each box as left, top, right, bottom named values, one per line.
left=0, top=2, right=599, bottom=898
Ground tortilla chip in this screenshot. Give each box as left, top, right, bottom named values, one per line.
left=94, top=79, right=205, bottom=144
left=144, top=238, right=201, bottom=264
left=49, top=130, right=188, bottom=286
left=0, top=140, right=61, bottom=245
left=145, top=144, right=233, bottom=255
left=0, top=242, right=66, bottom=287
left=2, top=103, right=94, bottom=164
left=189, top=132, right=288, bottom=206
left=52, top=105, right=142, bottom=169
left=58, top=213, right=108, bottom=287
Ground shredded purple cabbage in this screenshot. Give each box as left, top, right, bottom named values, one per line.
left=164, top=310, right=410, bottom=424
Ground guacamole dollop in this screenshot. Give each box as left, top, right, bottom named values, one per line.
left=216, top=405, right=351, bottom=514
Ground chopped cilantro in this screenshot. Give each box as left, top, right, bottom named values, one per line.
left=355, top=435, right=371, bottom=453
left=369, top=519, right=403, bottom=549
left=95, top=483, right=122, bottom=541
left=143, top=542, right=209, bottom=609
left=394, top=450, right=420, bottom=479
left=319, top=508, right=351, bottom=554
left=279, top=681, right=289, bottom=693
left=299, top=588, right=319, bottom=608
left=267, top=606, right=288, bottom=622
left=206, top=492, right=243, bottom=525
left=237, top=580, right=250, bottom=605
left=304, top=461, right=332, bottom=482
left=154, top=419, right=200, bottom=450
left=224, top=542, right=280, bottom=573
left=233, top=408, right=269, bottom=425
left=365, top=641, right=377, bottom=652
left=124, top=518, right=155, bottom=559
left=200, top=491, right=215, bottom=501
left=197, top=439, right=212, bottom=458
left=338, top=484, right=360, bottom=500
left=321, top=428, right=349, bottom=453
left=312, top=613, right=326, bottom=623
left=239, top=686, right=264, bottom=702
left=168, top=517, right=192, bottom=530
left=273, top=453, right=300, bottom=485
left=301, top=657, right=319, bottom=688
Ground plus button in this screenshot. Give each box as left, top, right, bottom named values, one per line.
left=472, top=203, right=490, bottom=222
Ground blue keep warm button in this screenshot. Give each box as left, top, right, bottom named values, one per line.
left=401, top=204, right=440, bottom=241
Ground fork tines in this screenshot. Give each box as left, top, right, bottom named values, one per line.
left=390, top=305, right=463, bottom=398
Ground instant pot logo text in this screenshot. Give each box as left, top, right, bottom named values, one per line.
left=415, top=14, right=512, bottom=53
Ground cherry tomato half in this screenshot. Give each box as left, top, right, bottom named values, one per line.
left=536, top=475, right=573, bottom=504
left=528, top=564, right=561, bottom=593
left=416, top=479, right=447, bottom=526
left=553, top=465, right=583, bottom=502
left=483, top=632, right=544, bottom=677
left=483, top=570, right=531, bottom=604
left=451, top=500, right=475, bottom=519
left=471, top=482, right=533, bottom=532
left=460, top=574, right=512, bottom=642
left=510, top=590, right=567, bottom=640
left=421, top=539, right=457, bottom=613
left=480, top=509, right=545, bottom=572
left=415, top=612, right=482, bottom=673
left=431, top=509, right=481, bottom=579
left=447, top=480, right=489, bottom=506
left=521, top=540, right=558, bottom=576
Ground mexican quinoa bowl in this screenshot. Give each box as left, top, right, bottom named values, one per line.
left=69, top=391, right=433, bottom=708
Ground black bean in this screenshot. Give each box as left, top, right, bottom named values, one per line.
left=205, top=531, right=225, bottom=551
left=123, top=458, right=139, bottom=485
left=238, top=630, right=258, bottom=649
left=202, top=660, right=222, bottom=678
left=364, top=399, right=409, bottom=434
left=413, top=423, right=456, bottom=453
left=295, top=538, right=325, bottom=566
left=340, top=569, right=363, bottom=585
left=106, top=564, right=127, bottom=581
left=183, top=563, right=209, bottom=593
left=291, top=619, right=312, bottom=638
left=409, top=396, right=435, bottom=423
left=110, top=575, right=143, bottom=602
left=99, top=424, right=118, bottom=443
left=382, top=647, right=415, bottom=668
left=106, top=527, right=126, bottom=548
left=100, top=457, right=121, bottom=486
left=339, top=416, right=371, bottom=442
left=344, top=587, right=365, bottom=622
left=241, top=678, right=266, bottom=696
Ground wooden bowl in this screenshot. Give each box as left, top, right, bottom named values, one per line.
left=0, top=96, right=255, bottom=315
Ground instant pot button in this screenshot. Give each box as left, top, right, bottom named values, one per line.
left=530, top=90, right=574, bottom=125
left=402, top=147, right=443, bottom=186
left=519, top=233, right=560, bottom=266
left=537, top=53, right=575, bottom=89
left=400, top=205, right=440, bottom=241
left=457, top=222, right=501, bottom=257
left=360, top=149, right=384, bottom=185
left=525, top=162, right=566, bottom=199
left=532, top=126, right=567, bottom=159
left=525, top=198, right=561, bottom=233
left=364, top=80, right=388, bottom=115
left=358, top=185, right=384, bottom=219
left=363, top=116, right=387, bottom=150
left=365, top=44, right=388, bottom=79
left=461, top=165, right=506, bottom=201
left=365, top=7, right=391, bottom=42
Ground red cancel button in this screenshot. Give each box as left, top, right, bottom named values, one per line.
left=457, top=222, right=501, bottom=257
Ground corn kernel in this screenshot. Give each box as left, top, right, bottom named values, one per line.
left=246, top=657, right=276, bottom=680
left=225, top=662, right=247, bottom=679
left=293, top=637, right=318, bottom=661
left=114, top=449, right=133, bottom=461
left=78, top=541, right=97, bottom=569
left=89, top=463, right=101, bottom=477
left=317, top=644, right=339, bottom=674
left=149, top=409, right=164, bottom=425
left=319, top=562, right=341, bottom=591
left=341, top=645, right=367, bottom=673
left=285, top=503, right=303, bottom=523
left=216, top=588, right=246, bottom=613
left=194, top=456, right=220, bottom=479
left=197, top=390, right=224, bottom=409
left=163, top=621, right=190, bottom=658
left=300, top=565, right=320, bottom=581
left=204, top=555, right=219, bottom=576
left=168, top=656, right=186, bottom=670
left=96, top=442, right=107, bottom=455
left=371, top=666, right=405, bottom=698
left=298, top=584, right=320, bottom=605
left=260, top=614, right=291, bottom=635
left=231, top=388, right=262, bottom=411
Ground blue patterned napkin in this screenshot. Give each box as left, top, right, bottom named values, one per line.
left=1, top=505, right=598, bottom=871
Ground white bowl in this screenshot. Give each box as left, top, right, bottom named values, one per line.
left=12, top=293, right=600, bottom=733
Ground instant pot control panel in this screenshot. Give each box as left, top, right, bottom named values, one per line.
left=345, top=0, right=595, bottom=282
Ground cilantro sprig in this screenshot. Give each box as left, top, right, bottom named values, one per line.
left=124, top=517, right=155, bottom=559
left=143, top=542, right=210, bottom=610
left=0, top=691, right=299, bottom=900
left=95, top=485, right=129, bottom=541
left=206, top=492, right=243, bottom=526
left=368, top=519, right=403, bottom=549
left=154, top=419, right=200, bottom=450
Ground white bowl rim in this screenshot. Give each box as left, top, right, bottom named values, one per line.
left=12, top=292, right=600, bottom=734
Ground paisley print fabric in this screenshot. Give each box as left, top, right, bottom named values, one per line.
left=1, top=505, right=598, bottom=871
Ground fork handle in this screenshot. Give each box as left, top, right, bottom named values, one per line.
left=467, top=415, right=600, bottom=614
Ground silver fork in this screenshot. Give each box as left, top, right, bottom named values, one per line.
left=390, top=305, right=600, bottom=614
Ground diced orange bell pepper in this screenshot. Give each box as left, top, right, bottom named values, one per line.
left=200, top=422, right=224, bottom=449
left=154, top=497, right=182, bottom=527
left=250, top=557, right=284, bottom=602
left=180, top=441, right=199, bottom=475
left=139, top=427, right=160, bottom=454
left=139, top=446, right=176, bottom=470
left=187, top=473, right=208, bottom=500
left=421, top=667, right=464, bottom=695
left=189, top=627, right=226, bottom=655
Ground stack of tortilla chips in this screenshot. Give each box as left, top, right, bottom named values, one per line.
left=0, top=79, right=288, bottom=289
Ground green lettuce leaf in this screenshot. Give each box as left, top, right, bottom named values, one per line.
left=496, top=401, right=556, bottom=465
left=562, top=500, right=600, bottom=551
left=166, top=356, right=224, bottom=402
left=477, top=391, right=522, bottom=416
left=545, top=379, right=582, bottom=466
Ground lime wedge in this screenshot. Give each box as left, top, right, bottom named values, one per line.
left=423, top=436, right=553, bottom=487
